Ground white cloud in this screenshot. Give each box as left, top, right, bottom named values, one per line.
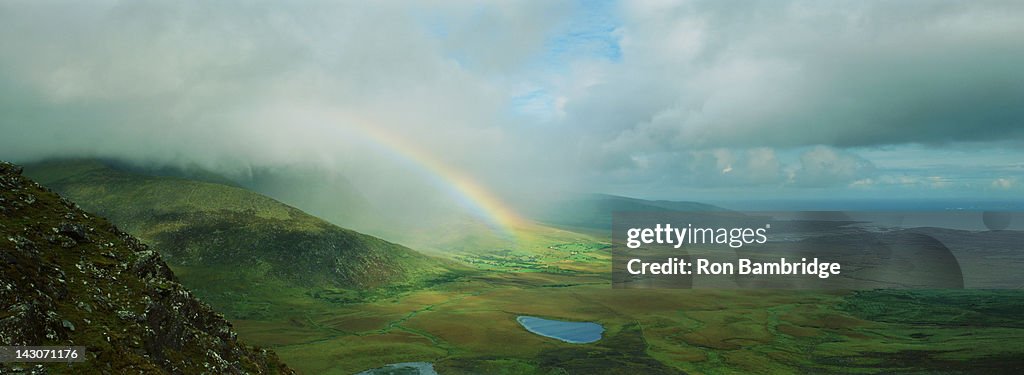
left=791, top=146, right=875, bottom=187
left=560, top=1, right=1024, bottom=151
left=992, top=178, right=1015, bottom=190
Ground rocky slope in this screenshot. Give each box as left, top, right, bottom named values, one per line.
left=0, top=161, right=293, bottom=374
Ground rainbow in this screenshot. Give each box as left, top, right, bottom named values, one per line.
left=330, top=114, right=524, bottom=241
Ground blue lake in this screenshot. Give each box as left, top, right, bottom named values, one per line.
left=516, top=316, right=604, bottom=344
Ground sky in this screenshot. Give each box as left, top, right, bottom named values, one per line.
left=1, top=0, right=1022, bottom=212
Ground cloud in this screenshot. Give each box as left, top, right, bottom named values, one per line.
left=790, top=146, right=875, bottom=187
left=541, top=1, right=1024, bottom=198
left=0, top=1, right=589, bottom=234
left=992, top=178, right=1016, bottom=190
left=1, top=0, right=1022, bottom=207
left=0, top=1, right=573, bottom=178
left=689, top=147, right=783, bottom=186
left=560, top=0, right=1024, bottom=152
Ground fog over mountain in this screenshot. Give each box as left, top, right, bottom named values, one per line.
left=2, top=0, right=1022, bottom=223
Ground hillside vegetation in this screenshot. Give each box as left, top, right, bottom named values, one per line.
left=0, top=161, right=293, bottom=374
left=24, top=160, right=459, bottom=310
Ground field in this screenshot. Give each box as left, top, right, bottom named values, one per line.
left=188, top=225, right=1024, bottom=374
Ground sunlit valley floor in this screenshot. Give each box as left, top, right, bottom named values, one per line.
left=20, top=160, right=1024, bottom=374
left=218, top=248, right=1024, bottom=374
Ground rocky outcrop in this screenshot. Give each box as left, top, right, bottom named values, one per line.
left=0, top=161, right=293, bottom=374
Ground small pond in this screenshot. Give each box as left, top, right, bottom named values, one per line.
left=355, top=361, right=437, bottom=375
left=516, top=315, right=604, bottom=344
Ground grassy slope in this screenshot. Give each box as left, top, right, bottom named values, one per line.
left=24, top=160, right=460, bottom=309
left=0, top=161, right=293, bottom=374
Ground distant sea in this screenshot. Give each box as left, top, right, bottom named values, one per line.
left=711, top=199, right=1024, bottom=211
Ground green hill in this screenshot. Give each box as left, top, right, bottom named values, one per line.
left=0, top=161, right=293, bottom=374
left=23, top=160, right=458, bottom=310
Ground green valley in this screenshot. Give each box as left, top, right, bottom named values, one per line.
left=19, top=159, right=1024, bottom=374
